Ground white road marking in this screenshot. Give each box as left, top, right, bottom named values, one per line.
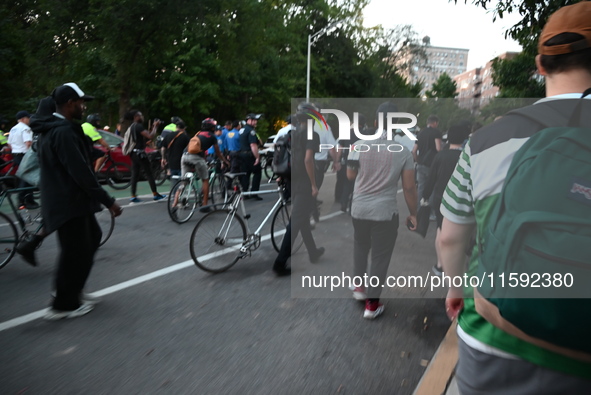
left=0, top=210, right=344, bottom=332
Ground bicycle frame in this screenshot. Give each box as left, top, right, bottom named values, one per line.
left=0, top=179, right=43, bottom=236
left=222, top=177, right=285, bottom=240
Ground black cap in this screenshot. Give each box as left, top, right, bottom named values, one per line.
left=245, top=113, right=263, bottom=120
left=15, top=111, right=31, bottom=120
left=52, top=82, right=94, bottom=105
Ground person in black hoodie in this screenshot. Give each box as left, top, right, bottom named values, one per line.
left=31, top=83, right=122, bottom=320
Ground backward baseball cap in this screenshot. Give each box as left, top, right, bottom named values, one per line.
left=52, top=82, right=95, bottom=105
left=538, top=2, right=591, bottom=56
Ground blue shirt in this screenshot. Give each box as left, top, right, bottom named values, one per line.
left=207, top=130, right=227, bottom=155
left=225, top=128, right=241, bottom=151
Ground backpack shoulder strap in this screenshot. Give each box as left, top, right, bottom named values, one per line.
left=167, top=131, right=183, bottom=149
left=127, top=122, right=137, bottom=140
left=507, top=103, right=568, bottom=128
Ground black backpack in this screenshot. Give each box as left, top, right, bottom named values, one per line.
left=272, top=131, right=291, bottom=178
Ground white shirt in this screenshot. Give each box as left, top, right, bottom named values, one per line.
left=313, top=124, right=336, bottom=161
left=394, top=132, right=415, bottom=152
left=8, top=121, right=33, bottom=153
left=273, top=124, right=292, bottom=143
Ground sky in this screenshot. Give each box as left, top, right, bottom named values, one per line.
left=362, top=0, right=523, bottom=70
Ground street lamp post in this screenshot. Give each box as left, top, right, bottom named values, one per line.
left=306, top=20, right=342, bottom=102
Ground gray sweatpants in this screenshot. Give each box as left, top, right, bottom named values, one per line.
left=456, top=338, right=591, bottom=394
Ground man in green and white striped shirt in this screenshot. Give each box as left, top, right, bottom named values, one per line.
left=439, top=2, right=591, bottom=392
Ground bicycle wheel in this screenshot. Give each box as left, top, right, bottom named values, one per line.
left=190, top=209, right=247, bottom=273
left=96, top=209, right=115, bottom=247
left=106, top=162, right=132, bottom=190
left=168, top=180, right=199, bottom=223
left=0, top=211, right=18, bottom=269
left=153, top=163, right=167, bottom=186
left=210, top=174, right=228, bottom=206
left=270, top=203, right=303, bottom=254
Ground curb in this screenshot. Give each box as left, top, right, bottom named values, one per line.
left=413, top=322, right=458, bottom=395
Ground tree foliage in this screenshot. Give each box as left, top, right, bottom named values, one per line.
left=453, top=1, right=585, bottom=99
left=1, top=0, right=424, bottom=135
left=425, top=73, right=458, bottom=99
left=490, top=52, right=545, bottom=98
left=453, top=0, right=583, bottom=51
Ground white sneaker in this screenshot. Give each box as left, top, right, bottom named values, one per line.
left=50, top=291, right=101, bottom=305
left=81, top=293, right=101, bottom=304
left=44, top=303, right=94, bottom=321
left=363, top=300, right=384, bottom=319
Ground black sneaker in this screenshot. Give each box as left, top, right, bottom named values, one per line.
left=16, top=234, right=43, bottom=267
left=272, top=263, right=291, bottom=276
left=309, top=247, right=325, bottom=263
left=199, top=206, right=213, bottom=213
left=25, top=201, right=40, bottom=210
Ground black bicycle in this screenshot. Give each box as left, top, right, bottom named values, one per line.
left=0, top=177, right=115, bottom=269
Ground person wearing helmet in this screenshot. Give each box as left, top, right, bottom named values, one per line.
left=81, top=113, right=111, bottom=172
left=180, top=118, right=229, bottom=212
left=272, top=111, right=325, bottom=275
left=238, top=113, right=263, bottom=200
left=296, top=103, right=340, bottom=224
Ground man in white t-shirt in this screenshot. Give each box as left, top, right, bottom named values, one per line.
left=8, top=110, right=32, bottom=157
left=9, top=110, right=38, bottom=208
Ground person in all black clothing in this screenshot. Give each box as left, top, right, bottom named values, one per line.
left=412, top=115, right=442, bottom=208
left=421, top=122, right=469, bottom=275
left=128, top=110, right=165, bottom=203
left=32, top=82, right=122, bottom=320
left=160, top=120, right=190, bottom=178
left=272, top=112, right=325, bottom=276
left=334, top=114, right=366, bottom=212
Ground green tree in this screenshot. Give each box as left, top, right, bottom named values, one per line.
left=425, top=73, right=458, bottom=98
left=452, top=1, right=585, bottom=99
left=453, top=0, right=583, bottom=50
left=0, top=0, right=425, bottom=136
left=490, top=52, right=545, bottom=98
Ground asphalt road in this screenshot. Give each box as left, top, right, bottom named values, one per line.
left=0, top=173, right=450, bottom=395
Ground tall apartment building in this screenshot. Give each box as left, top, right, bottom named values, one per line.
left=454, top=52, right=519, bottom=111
left=401, top=40, right=469, bottom=96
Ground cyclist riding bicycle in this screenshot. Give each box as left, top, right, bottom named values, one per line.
left=82, top=114, right=111, bottom=172
left=180, top=118, right=229, bottom=213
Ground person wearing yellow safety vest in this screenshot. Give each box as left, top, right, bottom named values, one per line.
left=82, top=113, right=111, bottom=172
left=0, top=118, right=8, bottom=152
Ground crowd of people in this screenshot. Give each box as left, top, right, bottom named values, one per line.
left=2, top=3, right=590, bottom=392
